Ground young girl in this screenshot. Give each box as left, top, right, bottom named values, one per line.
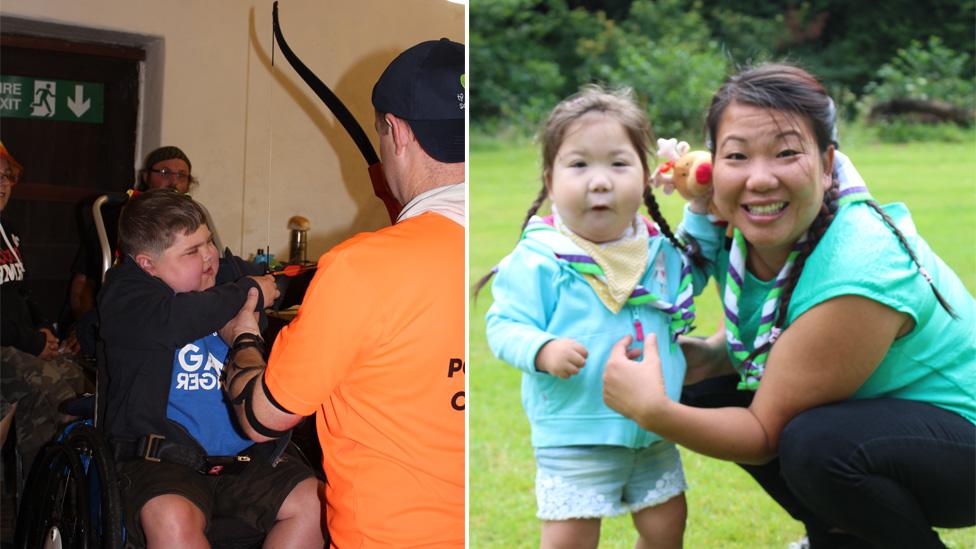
left=481, top=87, right=720, bottom=548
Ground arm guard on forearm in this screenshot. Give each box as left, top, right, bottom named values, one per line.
left=224, top=333, right=295, bottom=439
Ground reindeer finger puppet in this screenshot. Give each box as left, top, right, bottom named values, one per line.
left=651, top=138, right=725, bottom=224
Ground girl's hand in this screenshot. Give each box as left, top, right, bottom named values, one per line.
left=603, top=334, right=668, bottom=427
left=535, top=338, right=588, bottom=379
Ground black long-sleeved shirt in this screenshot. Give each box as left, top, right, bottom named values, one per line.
left=1, top=219, right=51, bottom=355
left=98, top=254, right=264, bottom=447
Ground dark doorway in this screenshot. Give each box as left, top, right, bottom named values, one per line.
left=0, top=34, right=143, bottom=329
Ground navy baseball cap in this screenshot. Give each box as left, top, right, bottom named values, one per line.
left=372, top=38, right=465, bottom=164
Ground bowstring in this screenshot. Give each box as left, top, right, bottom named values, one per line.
left=265, top=11, right=275, bottom=274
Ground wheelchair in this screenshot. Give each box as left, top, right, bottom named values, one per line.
left=15, top=415, right=121, bottom=549
left=14, top=401, right=282, bottom=549
left=14, top=192, right=322, bottom=548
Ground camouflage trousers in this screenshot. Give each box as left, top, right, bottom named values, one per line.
left=1, top=346, right=90, bottom=474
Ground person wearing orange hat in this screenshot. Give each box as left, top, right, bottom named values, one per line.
left=0, top=142, right=21, bottom=211
left=1, top=142, right=88, bottom=478
left=1, top=142, right=61, bottom=358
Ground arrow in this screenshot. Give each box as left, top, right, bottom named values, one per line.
left=67, top=85, right=90, bottom=117
left=269, top=264, right=317, bottom=277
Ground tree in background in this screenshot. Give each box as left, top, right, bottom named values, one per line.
left=471, top=0, right=975, bottom=140
left=472, top=0, right=735, bottom=137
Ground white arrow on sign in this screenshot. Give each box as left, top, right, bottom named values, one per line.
left=67, top=85, right=90, bottom=117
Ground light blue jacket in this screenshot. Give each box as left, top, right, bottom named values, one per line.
left=486, top=212, right=721, bottom=448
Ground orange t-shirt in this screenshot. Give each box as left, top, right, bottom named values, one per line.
left=265, top=212, right=465, bottom=548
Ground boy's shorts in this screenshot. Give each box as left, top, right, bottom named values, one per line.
left=534, top=442, right=686, bottom=520
left=117, top=445, right=314, bottom=547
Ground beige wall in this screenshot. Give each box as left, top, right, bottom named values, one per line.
left=1, top=0, right=465, bottom=260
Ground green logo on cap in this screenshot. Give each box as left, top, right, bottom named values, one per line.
left=460, top=74, right=465, bottom=88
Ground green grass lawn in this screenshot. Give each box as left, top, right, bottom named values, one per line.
left=468, top=130, right=976, bottom=548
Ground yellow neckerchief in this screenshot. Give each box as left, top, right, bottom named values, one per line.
left=552, top=207, right=649, bottom=313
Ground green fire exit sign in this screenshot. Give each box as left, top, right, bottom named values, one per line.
left=0, top=75, right=104, bottom=123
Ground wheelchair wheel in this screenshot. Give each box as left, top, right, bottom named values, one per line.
left=15, top=441, right=92, bottom=549
left=65, top=424, right=123, bottom=549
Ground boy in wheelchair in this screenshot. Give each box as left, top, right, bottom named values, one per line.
left=97, top=189, right=324, bottom=547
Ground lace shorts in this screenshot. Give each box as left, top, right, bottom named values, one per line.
left=534, top=442, right=686, bottom=520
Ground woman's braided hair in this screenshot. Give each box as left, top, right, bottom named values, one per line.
left=473, top=85, right=687, bottom=298
left=705, top=64, right=956, bottom=363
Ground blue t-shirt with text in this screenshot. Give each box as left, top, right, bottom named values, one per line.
left=167, top=332, right=253, bottom=456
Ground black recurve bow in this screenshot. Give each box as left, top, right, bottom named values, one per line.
left=271, top=1, right=401, bottom=224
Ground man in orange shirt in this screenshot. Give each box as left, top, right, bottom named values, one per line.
left=219, top=39, right=465, bottom=548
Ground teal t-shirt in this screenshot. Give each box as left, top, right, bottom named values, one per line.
left=714, top=201, right=976, bottom=424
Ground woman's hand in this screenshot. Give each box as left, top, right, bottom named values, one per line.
left=59, top=329, right=81, bottom=356
left=220, top=288, right=262, bottom=346
left=680, top=330, right=735, bottom=385
left=688, top=193, right=713, bottom=215
left=37, top=327, right=59, bottom=360
left=535, top=338, right=587, bottom=379
left=602, top=333, right=670, bottom=429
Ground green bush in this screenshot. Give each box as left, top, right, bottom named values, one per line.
left=471, top=0, right=730, bottom=138
left=746, top=0, right=975, bottom=97
left=472, top=0, right=976, bottom=139
left=871, top=37, right=974, bottom=107
left=701, top=4, right=784, bottom=67
left=579, top=0, right=730, bottom=139
left=470, top=0, right=571, bottom=128
left=858, top=36, right=976, bottom=142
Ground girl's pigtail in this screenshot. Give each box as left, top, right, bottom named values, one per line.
left=473, top=184, right=549, bottom=300
left=472, top=266, right=499, bottom=302
left=643, top=187, right=706, bottom=268
left=642, top=187, right=682, bottom=251
left=520, top=185, right=550, bottom=234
